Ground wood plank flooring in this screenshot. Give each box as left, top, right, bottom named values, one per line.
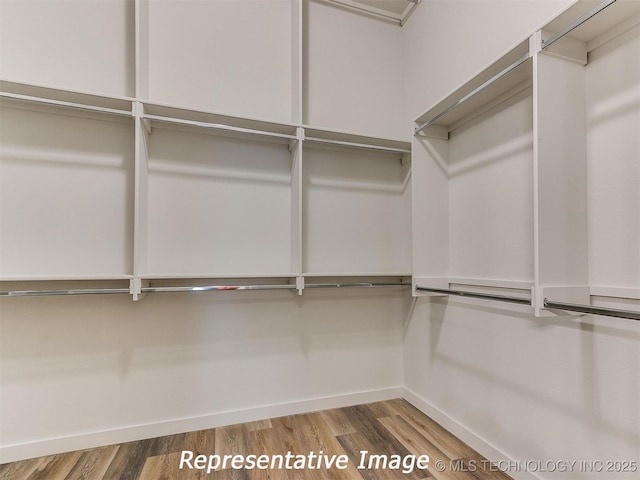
left=0, top=399, right=513, bottom=480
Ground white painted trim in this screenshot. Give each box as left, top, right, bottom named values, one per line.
left=0, top=387, right=403, bottom=464
left=401, top=388, right=541, bottom=480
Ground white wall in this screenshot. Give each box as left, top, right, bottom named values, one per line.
left=0, top=0, right=134, bottom=97
left=587, top=23, right=640, bottom=289
left=404, top=297, right=640, bottom=478
left=145, top=0, right=293, bottom=122
left=304, top=0, right=406, bottom=139
left=0, top=288, right=406, bottom=460
left=403, top=1, right=640, bottom=478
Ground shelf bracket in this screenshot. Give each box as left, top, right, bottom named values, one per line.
left=141, top=118, right=152, bottom=135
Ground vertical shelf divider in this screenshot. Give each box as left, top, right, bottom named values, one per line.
left=132, top=101, right=150, bottom=301
left=292, top=127, right=304, bottom=295
left=532, top=30, right=590, bottom=315
left=135, top=0, right=149, bottom=100
left=291, top=0, right=303, bottom=125
left=133, top=0, right=150, bottom=300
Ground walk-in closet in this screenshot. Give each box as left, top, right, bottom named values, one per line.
left=1, top=1, right=638, bottom=479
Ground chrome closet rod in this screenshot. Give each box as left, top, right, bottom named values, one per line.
left=543, top=298, right=640, bottom=321
left=415, top=286, right=531, bottom=305
left=143, top=114, right=297, bottom=141
left=541, top=0, right=617, bottom=50
left=305, top=282, right=410, bottom=289
left=141, top=284, right=297, bottom=293
left=414, top=54, right=530, bottom=134
left=0, top=288, right=131, bottom=297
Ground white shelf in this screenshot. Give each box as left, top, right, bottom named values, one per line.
left=0, top=275, right=133, bottom=282
left=542, top=0, right=640, bottom=49
left=0, top=80, right=134, bottom=117
left=590, top=286, right=640, bottom=300
left=143, top=102, right=298, bottom=145
left=322, top=0, right=418, bottom=25
left=414, top=39, right=531, bottom=135
left=303, top=126, right=411, bottom=154
left=302, top=272, right=410, bottom=278
left=140, top=273, right=297, bottom=280
left=448, top=277, right=533, bottom=291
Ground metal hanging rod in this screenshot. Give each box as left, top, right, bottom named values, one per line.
left=141, top=284, right=297, bottom=293
left=544, top=298, right=640, bottom=321
left=306, top=282, right=410, bottom=289
left=0, top=288, right=131, bottom=297
left=415, top=286, right=531, bottom=306
left=542, top=0, right=617, bottom=50
left=143, top=114, right=297, bottom=141
left=304, top=136, right=411, bottom=154
left=414, top=54, right=530, bottom=135
left=0, top=91, right=133, bottom=117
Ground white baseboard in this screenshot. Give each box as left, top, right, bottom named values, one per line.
left=402, top=387, right=541, bottom=480
left=1, top=386, right=403, bottom=464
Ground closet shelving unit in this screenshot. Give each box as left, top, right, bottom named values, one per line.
left=0, top=80, right=136, bottom=297
left=134, top=102, right=302, bottom=300
left=301, top=127, right=412, bottom=289
left=412, top=0, right=640, bottom=321
left=412, top=37, right=535, bottom=305
left=0, top=0, right=412, bottom=300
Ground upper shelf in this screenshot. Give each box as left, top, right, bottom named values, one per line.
left=542, top=0, right=640, bottom=50
left=413, top=39, right=532, bottom=136
left=322, top=0, right=420, bottom=26
left=0, top=79, right=134, bottom=117
left=303, top=126, right=411, bottom=154
left=143, top=102, right=299, bottom=145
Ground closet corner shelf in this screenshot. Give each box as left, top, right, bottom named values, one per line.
left=302, top=126, right=411, bottom=154
left=322, top=0, right=421, bottom=26
left=0, top=78, right=134, bottom=117
left=302, top=272, right=411, bottom=278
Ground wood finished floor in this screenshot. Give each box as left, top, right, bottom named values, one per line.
left=0, top=399, right=513, bottom=480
